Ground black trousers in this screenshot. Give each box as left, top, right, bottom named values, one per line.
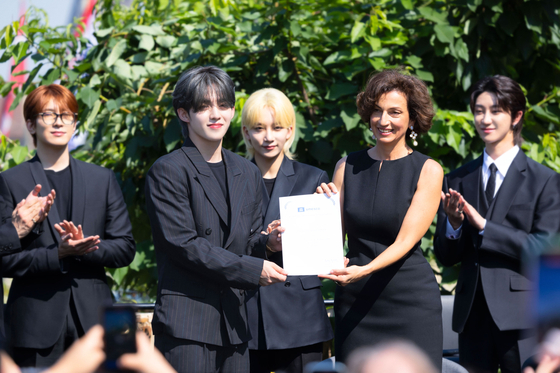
left=12, top=296, right=84, bottom=368
left=249, top=342, right=324, bottom=373
left=155, top=333, right=249, bottom=373
left=459, top=284, right=534, bottom=373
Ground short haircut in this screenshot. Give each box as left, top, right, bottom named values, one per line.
left=23, top=84, right=79, bottom=147
left=470, top=75, right=526, bottom=145
left=241, top=88, right=296, bottom=159
left=356, top=69, right=435, bottom=136
left=172, top=65, right=235, bottom=137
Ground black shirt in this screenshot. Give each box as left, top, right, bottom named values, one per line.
left=208, top=161, right=230, bottom=244
left=208, top=161, right=228, bottom=200
left=45, top=166, right=73, bottom=222
left=263, top=178, right=276, bottom=198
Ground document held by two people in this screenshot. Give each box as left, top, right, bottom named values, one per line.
left=278, top=193, right=345, bottom=276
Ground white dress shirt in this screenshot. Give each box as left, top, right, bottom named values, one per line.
left=445, top=146, right=520, bottom=239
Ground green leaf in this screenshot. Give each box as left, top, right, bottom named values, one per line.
left=145, top=61, right=165, bottom=76
left=416, top=70, right=434, bottom=82
left=341, top=106, right=361, bottom=131
left=10, top=145, right=28, bottom=164
left=132, top=25, right=165, bottom=36
left=401, top=0, right=414, bottom=10
left=113, top=59, right=132, bottom=80
left=138, top=35, right=155, bottom=51
left=326, top=83, right=358, bottom=101
left=434, top=24, right=454, bottom=44
left=80, top=87, right=100, bottom=108
left=351, top=20, right=366, bottom=43
left=454, top=38, right=469, bottom=62
left=63, top=68, right=79, bottom=84
left=0, top=81, right=16, bottom=97
left=418, top=7, right=448, bottom=24
left=466, top=0, right=482, bottom=12
left=5, top=25, right=13, bottom=46
left=105, top=40, right=127, bottom=67
left=364, top=35, right=381, bottom=51
left=155, top=35, right=176, bottom=48
left=128, top=250, right=146, bottom=272
left=83, top=100, right=102, bottom=131
left=41, top=69, right=61, bottom=86
left=95, top=27, right=114, bottom=38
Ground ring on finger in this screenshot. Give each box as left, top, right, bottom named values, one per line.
left=32, top=217, right=37, bottom=224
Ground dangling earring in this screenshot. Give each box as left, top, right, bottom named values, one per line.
left=409, top=125, right=418, bottom=146
left=369, top=127, right=376, bottom=140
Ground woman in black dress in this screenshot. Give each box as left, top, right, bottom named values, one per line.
left=242, top=88, right=334, bottom=373
left=319, top=70, right=443, bottom=368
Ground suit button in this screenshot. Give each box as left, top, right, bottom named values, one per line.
left=205, top=228, right=212, bottom=235
left=284, top=281, right=291, bottom=287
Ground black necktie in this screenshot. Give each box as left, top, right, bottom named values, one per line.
left=486, top=163, right=497, bottom=204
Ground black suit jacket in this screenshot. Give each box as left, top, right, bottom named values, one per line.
left=0, top=178, right=23, bottom=346
left=434, top=151, right=560, bottom=333
left=145, top=138, right=268, bottom=347
left=246, top=157, right=333, bottom=350
left=0, top=156, right=135, bottom=349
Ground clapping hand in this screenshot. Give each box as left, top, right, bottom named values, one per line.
left=55, top=220, right=100, bottom=259
left=265, top=219, right=285, bottom=253
left=441, top=188, right=486, bottom=231
left=12, top=184, right=56, bottom=239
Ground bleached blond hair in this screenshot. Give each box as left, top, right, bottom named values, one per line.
left=242, top=88, right=296, bottom=159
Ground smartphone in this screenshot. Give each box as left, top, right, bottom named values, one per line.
left=102, top=305, right=137, bottom=371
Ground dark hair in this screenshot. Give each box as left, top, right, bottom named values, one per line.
left=470, top=75, right=526, bottom=145
left=24, top=84, right=79, bottom=147
left=172, top=65, right=235, bottom=137
left=356, top=69, right=435, bottom=136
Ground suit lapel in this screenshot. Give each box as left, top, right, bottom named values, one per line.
left=223, top=150, right=244, bottom=249
left=263, top=157, right=297, bottom=226
left=180, top=139, right=229, bottom=225
left=69, top=157, right=86, bottom=228
left=28, top=156, right=60, bottom=244
left=488, top=151, right=526, bottom=223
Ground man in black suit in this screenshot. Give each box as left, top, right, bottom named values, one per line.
left=434, top=75, right=560, bottom=373
left=145, top=66, right=288, bottom=372
left=0, top=84, right=135, bottom=367
left=0, top=184, right=55, bottom=346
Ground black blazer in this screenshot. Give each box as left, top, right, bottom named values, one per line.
left=145, top=138, right=268, bottom=347
left=0, top=156, right=135, bottom=349
left=246, top=157, right=334, bottom=350
left=0, top=181, right=23, bottom=345
left=434, top=151, right=560, bottom=333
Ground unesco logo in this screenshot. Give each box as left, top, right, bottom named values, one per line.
left=297, top=207, right=305, bottom=212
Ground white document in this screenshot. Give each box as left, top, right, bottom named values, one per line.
left=279, top=193, right=344, bottom=276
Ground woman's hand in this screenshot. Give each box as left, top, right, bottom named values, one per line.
left=319, top=258, right=366, bottom=286
left=441, top=188, right=464, bottom=230
left=315, top=182, right=338, bottom=197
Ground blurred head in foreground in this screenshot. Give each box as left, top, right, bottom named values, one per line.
left=346, top=340, right=437, bottom=373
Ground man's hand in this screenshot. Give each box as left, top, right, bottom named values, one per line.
left=55, top=220, right=100, bottom=259
left=462, top=199, right=486, bottom=231
left=259, top=261, right=287, bottom=286
left=12, top=184, right=56, bottom=239
left=265, top=219, right=285, bottom=253
left=441, top=188, right=464, bottom=230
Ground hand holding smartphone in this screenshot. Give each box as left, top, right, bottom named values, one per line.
left=102, top=305, right=137, bottom=372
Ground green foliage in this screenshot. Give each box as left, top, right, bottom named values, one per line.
left=1, top=0, right=559, bottom=299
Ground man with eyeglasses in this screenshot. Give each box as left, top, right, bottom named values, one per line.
left=0, top=84, right=136, bottom=368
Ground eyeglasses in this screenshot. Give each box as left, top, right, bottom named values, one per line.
left=38, top=112, right=77, bottom=126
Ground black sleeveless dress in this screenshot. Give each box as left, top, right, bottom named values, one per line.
left=335, top=149, right=442, bottom=369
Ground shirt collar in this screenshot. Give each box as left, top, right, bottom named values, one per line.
left=483, top=145, right=519, bottom=177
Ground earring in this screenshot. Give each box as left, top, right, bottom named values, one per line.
left=409, top=125, right=418, bottom=146
left=369, top=127, right=376, bottom=140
